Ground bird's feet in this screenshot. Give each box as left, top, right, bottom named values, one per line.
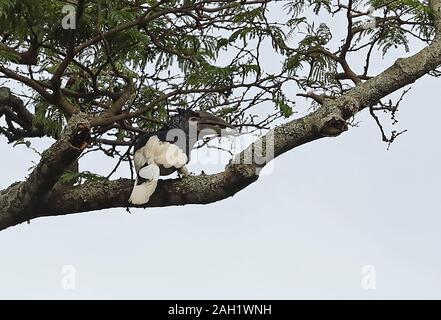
left=177, top=166, right=191, bottom=178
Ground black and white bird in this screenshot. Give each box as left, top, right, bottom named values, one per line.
left=129, top=108, right=233, bottom=205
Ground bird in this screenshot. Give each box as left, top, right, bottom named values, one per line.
left=129, top=108, right=233, bottom=205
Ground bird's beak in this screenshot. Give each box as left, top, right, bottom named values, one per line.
left=197, top=111, right=234, bottom=136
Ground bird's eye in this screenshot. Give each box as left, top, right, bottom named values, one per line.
left=189, top=117, right=198, bottom=122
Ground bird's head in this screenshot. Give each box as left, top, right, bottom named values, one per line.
left=171, top=108, right=234, bottom=138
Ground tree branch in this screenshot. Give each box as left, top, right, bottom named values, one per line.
left=0, top=113, right=91, bottom=229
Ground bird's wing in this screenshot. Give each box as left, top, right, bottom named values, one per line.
left=133, top=132, right=155, bottom=173
left=138, top=163, right=160, bottom=181
left=153, top=142, right=188, bottom=169
left=134, top=135, right=188, bottom=174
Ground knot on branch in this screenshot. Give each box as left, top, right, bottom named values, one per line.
left=320, top=116, right=348, bottom=137
left=395, top=57, right=416, bottom=75
left=224, top=164, right=259, bottom=189
left=70, top=124, right=91, bottom=150
left=61, top=112, right=91, bottom=150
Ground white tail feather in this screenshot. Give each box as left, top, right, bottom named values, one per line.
left=128, top=180, right=158, bottom=205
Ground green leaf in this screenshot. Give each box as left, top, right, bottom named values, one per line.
left=60, top=170, right=107, bottom=185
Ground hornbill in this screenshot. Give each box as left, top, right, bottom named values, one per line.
left=129, top=108, right=234, bottom=205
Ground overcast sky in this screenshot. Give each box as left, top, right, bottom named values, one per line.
left=1, top=3, right=440, bottom=299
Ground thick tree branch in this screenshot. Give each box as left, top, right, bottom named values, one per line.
left=0, top=66, right=52, bottom=102
left=0, top=113, right=90, bottom=229
left=0, top=87, right=45, bottom=141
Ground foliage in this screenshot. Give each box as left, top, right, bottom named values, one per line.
left=60, top=170, right=107, bottom=185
